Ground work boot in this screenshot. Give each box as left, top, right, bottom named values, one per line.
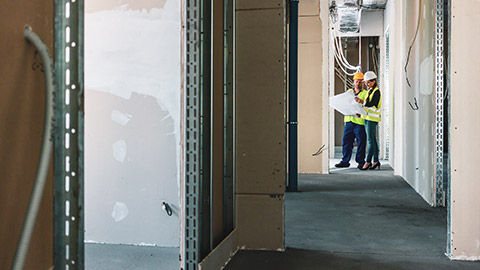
left=335, top=162, right=350, bottom=168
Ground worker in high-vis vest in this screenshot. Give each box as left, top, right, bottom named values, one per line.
left=335, top=72, right=369, bottom=169
left=354, top=71, right=381, bottom=170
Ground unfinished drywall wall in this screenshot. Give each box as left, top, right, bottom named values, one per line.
left=385, top=0, right=409, bottom=180
left=402, top=0, right=435, bottom=205
left=235, top=0, right=285, bottom=250
left=0, top=2, right=54, bottom=269
left=84, top=0, right=181, bottom=247
left=450, top=1, right=480, bottom=261
left=298, top=0, right=324, bottom=173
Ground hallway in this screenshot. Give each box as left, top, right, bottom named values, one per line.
left=225, top=168, right=480, bottom=270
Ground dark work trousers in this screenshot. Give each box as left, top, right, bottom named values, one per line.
left=341, top=121, right=367, bottom=165
left=365, top=120, right=379, bottom=163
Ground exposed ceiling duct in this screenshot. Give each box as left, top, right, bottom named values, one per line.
left=329, top=0, right=387, bottom=33
left=361, top=0, right=388, bottom=9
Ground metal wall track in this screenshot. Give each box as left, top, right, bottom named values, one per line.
left=54, top=0, right=84, bottom=269
left=185, top=0, right=202, bottom=269
left=223, top=0, right=235, bottom=236
left=435, top=0, right=445, bottom=207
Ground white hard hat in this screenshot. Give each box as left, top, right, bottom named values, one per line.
left=364, top=71, right=377, bottom=81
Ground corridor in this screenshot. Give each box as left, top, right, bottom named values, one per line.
left=225, top=168, right=480, bottom=270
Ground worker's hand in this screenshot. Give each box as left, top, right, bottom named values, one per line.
left=356, top=114, right=361, bottom=118
left=354, top=97, right=363, bottom=104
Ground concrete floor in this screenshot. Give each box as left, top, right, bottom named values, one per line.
left=85, top=243, right=179, bottom=270
left=225, top=164, right=480, bottom=270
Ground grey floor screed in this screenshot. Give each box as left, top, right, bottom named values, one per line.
left=225, top=165, right=480, bottom=270
left=85, top=243, right=179, bottom=270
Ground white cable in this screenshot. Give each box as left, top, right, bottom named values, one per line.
left=332, top=30, right=358, bottom=73
left=330, top=12, right=358, bottom=71
left=332, top=28, right=358, bottom=70
left=13, top=26, right=55, bottom=270
left=358, top=8, right=362, bottom=71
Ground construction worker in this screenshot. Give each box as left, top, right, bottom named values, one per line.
left=335, top=72, right=369, bottom=169
left=355, top=71, right=381, bottom=170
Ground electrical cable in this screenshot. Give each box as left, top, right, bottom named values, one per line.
left=405, top=0, right=423, bottom=87
left=13, top=25, right=55, bottom=270
left=330, top=12, right=359, bottom=72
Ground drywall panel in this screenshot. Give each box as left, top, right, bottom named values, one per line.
left=299, top=16, right=322, bottom=43
left=236, top=0, right=283, bottom=10
left=0, top=1, right=54, bottom=269
left=450, top=1, right=480, bottom=261
left=298, top=15, right=324, bottom=173
left=402, top=0, right=435, bottom=205
left=236, top=8, right=285, bottom=194
left=391, top=0, right=407, bottom=179
left=236, top=194, right=284, bottom=250
left=84, top=0, right=181, bottom=246
left=299, top=0, right=320, bottom=16
left=199, top=230, right=239, bottom=270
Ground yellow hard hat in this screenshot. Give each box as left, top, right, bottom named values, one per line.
left=353, top=72, right=364, bottom=81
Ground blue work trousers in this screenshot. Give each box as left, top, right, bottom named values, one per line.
left=341, top=122, right=366, bottom=165
left=365, top=120, right=379, bottom=163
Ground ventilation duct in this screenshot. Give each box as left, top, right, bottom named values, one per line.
left=337, top=6, right=360, bottom=33
left=361, top=0, right=388, bottom=9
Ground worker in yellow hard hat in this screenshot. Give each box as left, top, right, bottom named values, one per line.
left=335, top=72, right=369, bottom=169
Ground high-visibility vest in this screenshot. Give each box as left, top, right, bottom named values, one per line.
left=363, top=87, right=382, bottom=122
left=344, top=89, right=369, bottom=125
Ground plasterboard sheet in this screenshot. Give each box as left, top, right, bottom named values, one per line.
left=299, top=0, right=320, bottom=16
left=236, top=8, right=285, bottom=194
left=236, top=0, right=283, bottom=10
left=299, top=16, right=322, bottom=43
left=236, top=194, right=284, bottom=250
left=401, top=0, right=435, bottom=205
left=299, top=42, right=323, bottom=173
left=0, top=1, right=54, bottom=269
left=199, top=230, right=238, bottom=270
left=450, top=0, right=480, bottom=260
left=84, top=0, right=181, bottom=247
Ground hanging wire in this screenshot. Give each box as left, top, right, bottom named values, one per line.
left=358, top=8, right=362, bottom=71
left=405, top=0, right=423, bottom=87
left=329, top=2, right=363, bottom=77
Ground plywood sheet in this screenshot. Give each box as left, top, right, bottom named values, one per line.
left=0, top=1, right=54, bottom=269
left=236, top=8, right=285, bottom=194
left=236, top=194, right=284, bottom=250
left=199, top=230, right=238, bottom=270
left=450, top=0, right=480, bottom=260
left=298, top=42, right=323, bottom=173
left=236, top=0, right=283, bottom=10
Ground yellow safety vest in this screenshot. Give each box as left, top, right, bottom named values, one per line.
left=344, top=89, right=369, bottom=125
left=362, top=87, right=382, bottom=122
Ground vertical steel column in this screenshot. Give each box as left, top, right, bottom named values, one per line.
left=54, top=0, right=84, bottom=269
left=185, top=0, right=202, bottom=269
left=287, top=0, right=299, bottom=192
left=223, top=0, right=235, bottom=233
left=435, top=0, right=445, bottom=207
